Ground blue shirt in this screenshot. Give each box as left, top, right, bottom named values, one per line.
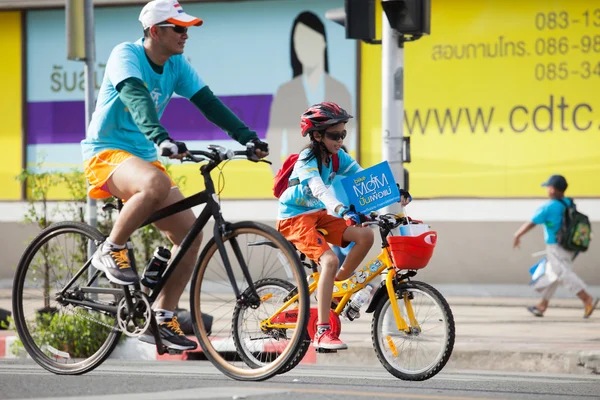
left=531, top=198, right=572, bottom=244
left=278, top=148, right=361, bottom=219
left=81, top=38, right=205, bottom=162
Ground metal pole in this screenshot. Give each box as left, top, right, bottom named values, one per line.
left=84, top=0, right=96, bottom=232
left=83, top=0, right=98, bottom=277
left=381, top=12, right=404, bottom=216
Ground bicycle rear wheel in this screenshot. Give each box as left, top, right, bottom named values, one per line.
left=190, top=221, right=309, bottom=381
left=231, top=278, right=312, bottom=375
left=372, top=280, right=455, bottom=381
left=12, top=222, right=122, bottom=375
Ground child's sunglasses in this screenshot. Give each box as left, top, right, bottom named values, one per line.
left=156, top=24, right=188, bottom=34
left=324, top=130, right=347, bottom=141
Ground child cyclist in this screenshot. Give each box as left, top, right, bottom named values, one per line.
left=276, top=102, right=411, bottom=350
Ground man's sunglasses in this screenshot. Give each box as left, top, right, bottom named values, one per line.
left=156, top=24, right=188, bottom=34
left=324, top=130, right=347, bottom=141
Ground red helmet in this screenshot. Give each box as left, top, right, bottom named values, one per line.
left=300, top=102, right=353, bottom=137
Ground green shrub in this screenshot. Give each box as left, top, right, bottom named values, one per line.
left=12, top=312, right=115, bottom=359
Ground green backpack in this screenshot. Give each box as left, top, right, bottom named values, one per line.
left=556, top=198, right=592, bottom=252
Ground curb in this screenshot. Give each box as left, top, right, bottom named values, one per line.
left=2, top=334, right=597, bottom=375
left=110, top=336, right=318, bottom=364
left=306, top=345, right=600, bottom=375
left=0, top=335, right=17, bottom=359
left=0, top=334, right=318, bottom=364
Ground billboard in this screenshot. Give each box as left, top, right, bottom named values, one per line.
left=26, top=0, right=357, bottom=199
left=0, top=11, right=23, bottom=200
left=361, top=0, right=600, bottom=197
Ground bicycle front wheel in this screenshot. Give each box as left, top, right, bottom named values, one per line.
left=12, top=222, right=122, bottom=375
left=372, top=280, right=455, bottom=381
left=190, top=221, right=309, bottom=381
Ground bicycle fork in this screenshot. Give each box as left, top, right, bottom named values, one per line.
left=384, top=269, right=420, bottom=332
left=214, top=222, right=260, bottom=308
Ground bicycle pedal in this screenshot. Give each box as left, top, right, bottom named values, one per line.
left=167, top=348, right=184, bottom=355
left=315, top=348, right=338, bottom=354
left=156, top=345, right=168, bottom=355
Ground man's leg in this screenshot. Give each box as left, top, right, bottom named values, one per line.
left=151, top=188, right=202, bottom=311
left=136, top=187, right=202, bottom=350
left=105, top=158, right=173, bottom=244
left=93, top=158, right=172, bottom=285
left=536, top=281, right=559, bottom=312
left=548, top=245, right=593, bottom=307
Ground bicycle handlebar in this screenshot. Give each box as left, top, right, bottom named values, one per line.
left=358, top=212, right=408, bottom=231
left=169, top=143, right=272, bottom=166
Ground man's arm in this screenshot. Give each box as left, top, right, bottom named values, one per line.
left=514, top=203, right=549, bottom=248
left=116, top=77, right=169, bottom=145
left=513, top=221, right=536, bottom=248
left=190, top=86, right=257, bottom=145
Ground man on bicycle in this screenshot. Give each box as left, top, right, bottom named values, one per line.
left=81, top=0, right=268, bottom=351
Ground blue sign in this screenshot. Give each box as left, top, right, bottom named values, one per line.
left=341, top=161, right=400, bottom=213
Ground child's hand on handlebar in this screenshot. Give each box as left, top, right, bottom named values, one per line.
left=340, top=205, right=369, bottom=226
left=398, top=185, right=412, bottom=207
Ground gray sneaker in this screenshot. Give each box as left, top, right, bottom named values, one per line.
left=92, top=243, right=139, bottom=285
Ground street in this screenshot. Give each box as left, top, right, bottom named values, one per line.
left=0, top=359, right=598, bottom=400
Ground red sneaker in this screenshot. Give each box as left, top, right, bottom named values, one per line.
left=313, top=329, right=348, bottom=350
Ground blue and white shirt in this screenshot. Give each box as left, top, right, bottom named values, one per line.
left=278, top=148, right=361, bottom=219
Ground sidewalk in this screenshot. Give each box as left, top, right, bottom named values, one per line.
left=1, top=293, right=599, bottom=375
left=331, top=296, right=600, bottom=375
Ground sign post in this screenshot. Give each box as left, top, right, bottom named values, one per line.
left=327, top=0, right=431, bottom=215
left=66, top=0, right=97, bottom=272
left=381, top=14, right=404, bottom=215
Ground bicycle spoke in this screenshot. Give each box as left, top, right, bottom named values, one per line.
left=13, top=223, right=121, bottom=374
left=191, top=222, right=309, bottom=381
left=373, top=282, right=454, bottom=381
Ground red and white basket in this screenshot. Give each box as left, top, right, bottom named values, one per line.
left=388, top=231, right=437, bottom=270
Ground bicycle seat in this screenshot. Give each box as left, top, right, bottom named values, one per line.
left=286, top=243, right=318, bottom=271
left=101, top=199, right=125, bottom=213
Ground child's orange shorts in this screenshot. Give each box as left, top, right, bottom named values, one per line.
left=277, top=210, right=350, bottom=263
left=83, top=149, right=175, bottom=199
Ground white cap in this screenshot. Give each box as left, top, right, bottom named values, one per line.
left=139, top=0, right=203, bottom=29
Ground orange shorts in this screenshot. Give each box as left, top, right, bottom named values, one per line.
left=277, top=210, right=350, bottom=264
left=83, top=149, right=175, bottom=199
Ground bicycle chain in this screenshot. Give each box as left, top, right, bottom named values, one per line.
left=70, top=304, right=123, bottom=332
left=70, top=291, right=152, bottom=335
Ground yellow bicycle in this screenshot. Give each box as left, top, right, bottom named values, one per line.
left=238, top=212, right=455, bottom=381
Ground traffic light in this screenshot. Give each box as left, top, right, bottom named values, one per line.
left=326, top=0, right=376, bottom=42
left=66, top=0, right=86, bottom=60
left=382, top=0, right=431, bottom=36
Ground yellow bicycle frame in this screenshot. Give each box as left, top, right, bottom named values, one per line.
left=260, top=245, right=420, bottom=334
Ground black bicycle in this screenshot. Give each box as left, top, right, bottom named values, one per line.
left=12, top=144, right=310, bottom=381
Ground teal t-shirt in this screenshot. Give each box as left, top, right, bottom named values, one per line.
left=277, top=148, right=361, bottom=219
left=81, top=38, right=205, bottom=162
left=531, top=198, right=572, bottom=244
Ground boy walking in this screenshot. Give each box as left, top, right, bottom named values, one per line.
left=513, top=175, right=598, bottom=318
